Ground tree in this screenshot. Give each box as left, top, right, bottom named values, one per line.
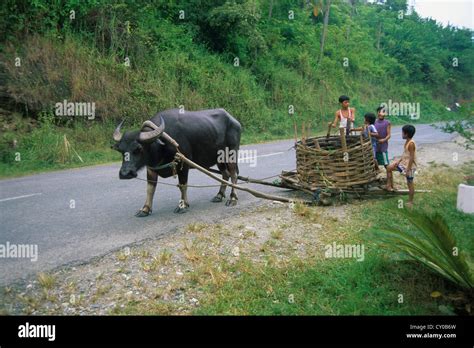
left=318, top=0, right=331, bottom=64
left=386, top=0, right=408, bottom=12
left=346, top=0, right=357, bottom=41
left=268, top=0, right=273, bottom=18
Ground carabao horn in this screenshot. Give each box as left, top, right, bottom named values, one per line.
left=113, top=119, right=125, bottom=142
left=139, top=117, right=165, bottom=142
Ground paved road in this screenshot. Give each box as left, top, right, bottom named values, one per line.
left=0, top=124, right=458, bottom=285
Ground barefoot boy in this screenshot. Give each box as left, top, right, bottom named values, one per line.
left=330, top=95, right=356, bottom=135
left=374, top=106, right=391, bottom=168
left=386, top=125, right=417, bottom=207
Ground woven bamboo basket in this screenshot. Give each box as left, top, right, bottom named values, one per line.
left=294, top=131, right=378, bottom=193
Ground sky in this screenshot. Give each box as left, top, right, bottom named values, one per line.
left=409, top=0, right=473, bottom=29
left=368, top=0, right=473, bottom=30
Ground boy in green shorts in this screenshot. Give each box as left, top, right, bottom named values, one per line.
left=374, top=106, right=391, bottom=167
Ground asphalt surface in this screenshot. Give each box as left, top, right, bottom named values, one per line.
left=0, top=123, right=458, bottom=285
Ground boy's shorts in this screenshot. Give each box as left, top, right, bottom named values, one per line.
left=376, top=151, right=389, bottom=166
left=396, top=164, right=415, bottom=182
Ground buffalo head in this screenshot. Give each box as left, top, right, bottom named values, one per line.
left=112, top=117, right=165, bottom=179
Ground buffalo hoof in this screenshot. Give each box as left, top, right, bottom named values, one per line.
left=174, top=206, right=189, bottom=214
left=225, top=198, right=237, bottom=207
left=211, top=194, right=224, bottom=203
left=135, top=209, right=151, bottom=217
left=174, top=200, right=189, bottom=214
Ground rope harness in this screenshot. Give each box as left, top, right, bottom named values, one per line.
left=134, top=164, right=284, bottom=188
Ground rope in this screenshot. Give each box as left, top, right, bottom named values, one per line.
left=147, top=161, right=176, bottom=171
left=133, top=177, right=221, bottom=187
left=237, top=173, right=282, bottom=182
left=133, top=171, right=290, bottom=188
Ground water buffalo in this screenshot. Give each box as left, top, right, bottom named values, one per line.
left=112, top=108, right=241, bottom=216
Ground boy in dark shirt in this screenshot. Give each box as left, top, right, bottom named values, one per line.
left=374, top=106, right=391, bottom=167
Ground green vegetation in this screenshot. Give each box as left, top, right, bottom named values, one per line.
left=196, top=164, right=474, bottom=315
left=0, top=112, right=119, bottom=177
left=196, top=254, right=449, bottom=315
left=0, top=0, right=473, bottom=177
left=373, top=210, right=473, bottom=290
left=440, top=105, right=474, bottom=149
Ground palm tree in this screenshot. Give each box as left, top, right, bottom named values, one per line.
left=318, top=0, right=331, bottom=64
left=373, top=209, right=473, bottom=290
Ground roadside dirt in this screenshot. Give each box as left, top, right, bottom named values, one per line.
left=1, top=201, right=351, bottom=315
left=416, top=135, right=472, bottom=167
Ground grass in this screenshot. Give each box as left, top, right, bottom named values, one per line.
left=195, top=164, right=474, bottom=315
left=186, top=222, right=208, bottom=234
left=0, top=112, right=120, bottom=179
left=37, top=272, right=56, bottom=290
left=157, top=249, right=173, bottom=266
left=196, top=256, right=448, bottom=315
left=111, top=300, right=178, bottom=315
left=182, top=240, right=204, bottom=263
left=270, top=229, right=283, bottom=240
left=116, top=249, right=130, bottom=262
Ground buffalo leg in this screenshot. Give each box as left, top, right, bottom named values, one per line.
left=174, top=167, right=190, bottom=214
left=225, top=162, right=238, bottom=207
left=136, top=167, right=157, bottom=217
left=211, top=163, right=229, bottom=202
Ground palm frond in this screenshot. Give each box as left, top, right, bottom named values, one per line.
left=372, top=210, right=473, bottom=290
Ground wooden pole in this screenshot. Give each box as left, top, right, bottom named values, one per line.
left=159, top=132, right=312, bottom=203
left=293, top=115, right=298, bottom=144
left=207, top=168, right=283, bottom=188
left=326, top=122, right=332, bottom=138
left=369, top=188, right=431, bottom=195
left=301, top=122, right=306, bottom=144
left=314, top=138, right=321, bottom=149
left=339, top=127, right=347, bottom=151
left=175, top=153, right=313, bottom=204
left=340, top=127, right=349, bottom=186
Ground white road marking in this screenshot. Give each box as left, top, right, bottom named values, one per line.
left=256, top=151, right=285, bottom=158
left=238, top=151, right=285, bottom=162
left=0, top=193, right=43, bottom=203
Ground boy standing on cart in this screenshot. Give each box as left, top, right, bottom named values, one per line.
left=330, top=95, right=356, bottom=136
